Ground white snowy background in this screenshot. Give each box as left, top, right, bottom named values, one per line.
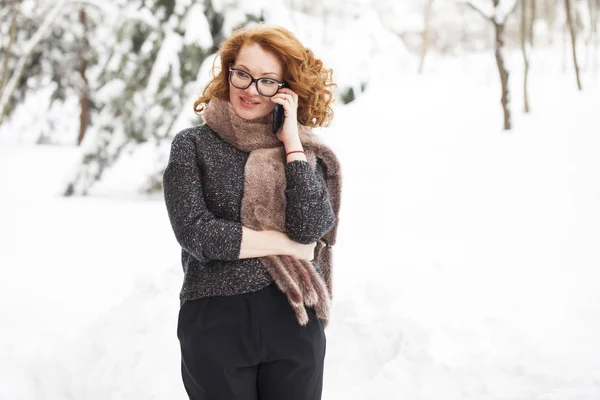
left=1, top=0, right=600, bottom=399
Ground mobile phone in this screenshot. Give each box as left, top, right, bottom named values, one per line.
left=272, top=82, right=288, bottom=134
left=273, top=104, right=284, bottom=134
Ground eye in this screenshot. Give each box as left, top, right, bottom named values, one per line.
left=260, top=79, right=277, bottom=86
left=235, top=70, right=250, bottom=79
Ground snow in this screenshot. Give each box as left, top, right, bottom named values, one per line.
left=146, top=30, right=183, bottom=96
left=182, top=3, right=213, bottom=49
left=1, top=43, right=599, bottom=399
left=0, top=82, right=81, bottom=146
left=322, top=48, right=600, bottom=398
left=126, top=3, right=160, bottom=29
left=2, top=0, right=600, bottom=395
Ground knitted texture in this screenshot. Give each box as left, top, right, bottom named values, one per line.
left=162, top=99, right=342, bottom=327
left=202, top=97, right=342, bottom=327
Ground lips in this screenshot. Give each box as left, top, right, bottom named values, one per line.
left=238, top=96, right=261, bottom=109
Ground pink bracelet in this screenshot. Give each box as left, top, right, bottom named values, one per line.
left=286, top=150, right=306, bottom=157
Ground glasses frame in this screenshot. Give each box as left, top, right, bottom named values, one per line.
left=228, top=67, right=286, bottom=97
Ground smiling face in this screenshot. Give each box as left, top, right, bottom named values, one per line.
left=228, top=42, right=284, bottom=120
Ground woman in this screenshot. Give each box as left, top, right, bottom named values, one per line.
left=163, top=23, right=342, bottom=400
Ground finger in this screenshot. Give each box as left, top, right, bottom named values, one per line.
left=278, top=87, right=295, bottom=95
left=274, top=93, right=292, bottom=101
left=283, top=89, right=297, bottom=99
left=270, top=96, right=288, bottom=106
left=270, top=97, right=294, bottom=115
left=277, top=89, right=297, bottom=102
left=287, top=92, right=299, bottom=104
left=271, top=95, right=294, bottom=106
left=282, top=94, right=295, bottom=104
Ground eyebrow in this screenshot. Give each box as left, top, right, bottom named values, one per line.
left=236, top=64, right=280, bottom=78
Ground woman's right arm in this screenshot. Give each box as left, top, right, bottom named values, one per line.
left=163, top=130, right=312, bottom=262
left=240, top=227, right=315, bottom=260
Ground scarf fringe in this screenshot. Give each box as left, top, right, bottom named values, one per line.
left=261, top=254, right=331, bottom=326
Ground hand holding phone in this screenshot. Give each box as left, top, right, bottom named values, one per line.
left=272, top=82, right=288, bottom=134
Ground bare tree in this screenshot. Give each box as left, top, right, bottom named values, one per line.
left=521, top=0, right=531, bottom=113
left=464, top=0, right=519, bottom=130
left=419, top=0, right=435, bottom=74
left=565, top=0, right=583, bottom=89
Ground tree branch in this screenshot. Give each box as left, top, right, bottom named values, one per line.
left=463, top=0, right=494, bottom=21
left=496, top=0, right=519, bottom=25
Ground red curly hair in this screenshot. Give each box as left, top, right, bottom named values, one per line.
left=194, top=24, right=336, bottom=128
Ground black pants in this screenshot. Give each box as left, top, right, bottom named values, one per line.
left=177, top=281, right=326, bottom=400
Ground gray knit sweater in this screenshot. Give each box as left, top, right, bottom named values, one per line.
left=162, top=124, right=336, bottom=306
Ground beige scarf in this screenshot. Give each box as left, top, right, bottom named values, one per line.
left=202, top=97, right=342, bottom=328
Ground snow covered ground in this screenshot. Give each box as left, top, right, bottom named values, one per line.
left=1, top=48, right=599, bottom=399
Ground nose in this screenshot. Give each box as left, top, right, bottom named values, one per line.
left=245, top=82, right=260, bottom=97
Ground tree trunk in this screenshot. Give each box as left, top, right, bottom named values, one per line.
left=77, top=7, right=90, bottom=145
left=521, top=0, right=531, bottom=113
left=565, top=0, right=583, bottom=89
left=592, top=1, right=600, bottom=73
left=0, top=0, right=22, bottom=95
left=589, top=0, right=598, bottom=74
left=494, top=22, right=512, bottom=130
left=546, top=0, right=554, bottom=45
left=418, top=0, right=434, bottom=74
left=562, top=19, right=568, bottom=71
left=465, top=0, right=515, bottom=130
left=529, top=0, right=536, bottom=46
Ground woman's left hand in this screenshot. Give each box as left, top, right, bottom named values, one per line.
left=270, top=88, right=300, bottom=145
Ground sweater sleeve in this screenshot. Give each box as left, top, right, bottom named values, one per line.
left=162, top=131, right=243, bottom=262
left=284, top=159, right=336, bottom=244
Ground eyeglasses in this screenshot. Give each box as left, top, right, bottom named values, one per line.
left=229, top=67, right=286, bottom=97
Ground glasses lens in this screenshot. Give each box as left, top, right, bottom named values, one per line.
left=230, top=70, right=251, bottom=89
left=257, top=79, right=279, bottom=97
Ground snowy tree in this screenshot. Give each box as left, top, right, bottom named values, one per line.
left=0, top=0, right=105, bottom=143
left=63, top=0, right=264, bottom=196
left=0, top=0, right=64, bottom=125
